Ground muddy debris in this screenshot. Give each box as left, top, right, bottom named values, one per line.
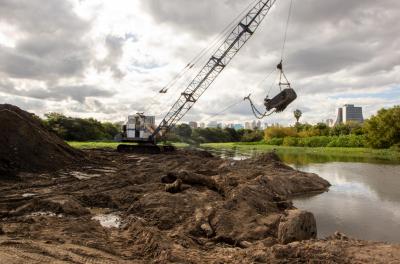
left=0, top=148, right=399, bottom=263
left=0, top=104, right=84, bottom=178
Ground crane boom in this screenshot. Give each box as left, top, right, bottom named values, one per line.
left=152, top=0, right=277, bottom=139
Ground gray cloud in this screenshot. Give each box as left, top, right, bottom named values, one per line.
left=0, top=0, right=92, bottom=81
left=142, top=0, right=400, bottom=79
left=1, top=0, right=399, bottom=124
left=0, top=81, right=113, bottom=103
left=96, top=35, right=126, bottom=79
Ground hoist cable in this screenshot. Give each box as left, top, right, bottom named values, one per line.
left=160, top=0, right=258, bottom=94
left=281, top=0, right=294, bottom=61
left=245, top=95, right=276, bottom=119
left=202, top=99, right=245, bottom=123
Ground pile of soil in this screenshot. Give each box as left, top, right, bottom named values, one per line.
left=0, top=104, right=83, bottom=178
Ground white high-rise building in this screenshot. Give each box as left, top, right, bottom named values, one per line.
left=207, top=121, right=219, bottom=128
left=336, top=104, right=364, bottom=124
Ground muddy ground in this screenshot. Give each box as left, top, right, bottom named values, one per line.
left=0, top=149, right=399, bottom=264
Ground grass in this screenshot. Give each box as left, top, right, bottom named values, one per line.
left=67, top=141, right=400, bottom=163
left=201, top=142, right=400, bottom=163
left=67, top=141, right=188, bottom=150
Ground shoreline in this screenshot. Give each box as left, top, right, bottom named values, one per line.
left=202, top=142, right=400, bottom=163
left=67, top=141, right=400, bottom=164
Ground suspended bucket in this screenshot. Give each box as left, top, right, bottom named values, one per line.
left=264, top=88, right=297, bottom=113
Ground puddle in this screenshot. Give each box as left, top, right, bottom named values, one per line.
left=92, top=214, right=121, bottom=228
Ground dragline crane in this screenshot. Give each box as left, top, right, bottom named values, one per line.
left=118, top=0, right=295, bottom=153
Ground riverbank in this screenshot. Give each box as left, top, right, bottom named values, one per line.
left=201, top=143, right=400, bottom=163
left=67, top=141, right=188, bottom=150
left=67, top=142, right=400, bottom=163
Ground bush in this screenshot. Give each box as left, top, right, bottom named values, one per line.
left=265, top=138, right=284, bottom=146
left=390, top=143, right=400, bottom=152
left=364, top=106, right=400, bottom=148
left=297, top=136, right=332, bottom=147
left=283, top=137, right=299, bottom=146
left=327, top=135, right=366, bottom=148
left=264, top=127, right=297, bottom=139
left=242, top=130, right=264, bottom=142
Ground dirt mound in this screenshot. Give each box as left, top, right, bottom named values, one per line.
left=0, top=104, right=83, bottom=177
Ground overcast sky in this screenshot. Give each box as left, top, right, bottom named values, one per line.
left=0, top=0, right=399, bottom=125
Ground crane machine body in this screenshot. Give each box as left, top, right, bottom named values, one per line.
left=118, top=0, right=295, bottom=153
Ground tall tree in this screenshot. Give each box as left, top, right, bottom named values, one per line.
left=364, top=106, right=400, bottom=148
left=294, top=109, right=302, bottom=124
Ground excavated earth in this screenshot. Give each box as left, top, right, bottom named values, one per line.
left=0, top=104, right=84, bottom=179
left=1, top=149, right=400, bottom=263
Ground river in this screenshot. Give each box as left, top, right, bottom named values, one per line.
left=204, top=147, right=400, bottom=243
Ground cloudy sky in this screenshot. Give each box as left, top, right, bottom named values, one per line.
left=0, top=0, right=399, bottom=125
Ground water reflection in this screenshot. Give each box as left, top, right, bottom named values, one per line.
left=293, top=163, right=400, bottom=242
left=202, top=147, right=399, bottom=165
left=204, top=147, right=400, bottom=242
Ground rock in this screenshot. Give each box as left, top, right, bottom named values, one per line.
left=200, top=223, right=214, bottom=237
left=334, top=231, right=349, bottom=241
left=165, top=179, right=183, bottom=193
left=239, top=240, right=253, bottom=248
left=278, top=209, right=317, bottom=244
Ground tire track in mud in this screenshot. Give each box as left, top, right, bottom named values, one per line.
left=0, top=240, right=132, bottom=264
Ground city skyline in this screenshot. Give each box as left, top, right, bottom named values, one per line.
left=184, top=103, right=366, bottom=129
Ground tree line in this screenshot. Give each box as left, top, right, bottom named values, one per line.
left=41, top=105, right=400, bottom=149
left=42, top=113, right=120, bottom=141
left=170, top=105, right=400, bottom=149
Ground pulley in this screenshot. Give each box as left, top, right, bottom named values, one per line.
left=263, top=61, right=297, bottom=113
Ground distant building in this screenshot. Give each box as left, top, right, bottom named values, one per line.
left=200, top=122, right=205, bottom=128
left=326, top=119, right=334, bottom=127
left=335, top=108, right=343, bottom=125
left=335, top=104, right=364, bottom=124
left=264, top=123, right=269, bottom=129
left=189, top=121, right=198, bottom=129
left=251, top=120, right=257, bottom=130
left=233, top=124, right=244, bottom=130
left=256, top=120, right=262, bottom=130
left=207, top=121, right=219, bottom=128
left=245, top=122, right=251, bottom=130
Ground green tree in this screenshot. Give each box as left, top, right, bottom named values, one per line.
left=330, top=124, right=351, bottom=136
left=241, top=129, right=264, bottom=142
left=294, top=109, right=302, bottom=125
left=264, top=126, right=297, bottom=140
left=43, top=113, right=120, bottom=141
left=364, top=106, right=400, bottom=148
left=176, top=124, right=192, bottom=139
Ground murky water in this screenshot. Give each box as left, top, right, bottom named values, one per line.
left=292, top=162, right=400, bottom=243
left=204, top=147, right=400, bottom=242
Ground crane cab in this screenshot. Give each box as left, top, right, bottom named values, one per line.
left=121, top=114, right=155, bottom=142
left=118, top=114, right=175, bottom=154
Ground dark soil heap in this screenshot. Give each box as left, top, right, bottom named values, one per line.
left=0, top=104, right=83, bottom=177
